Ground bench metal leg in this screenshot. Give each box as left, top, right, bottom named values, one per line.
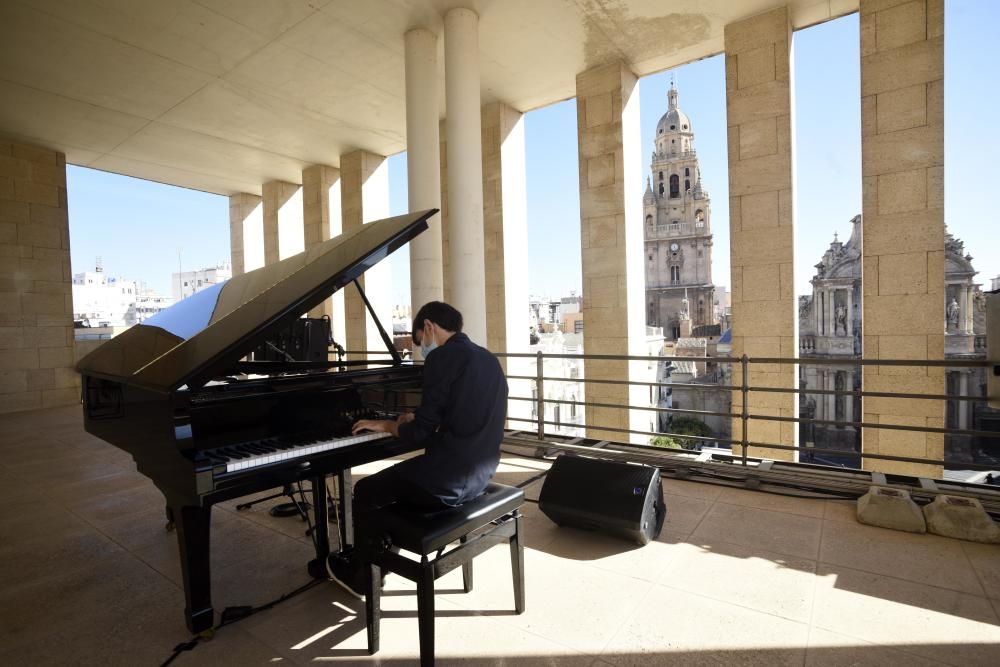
left=417, top=555, right=435, bottom=667
left=460, top=535, right=473, bottom=593
left=366, top=562, right=381, bottom=655
left=510, top=512, right=525, bottom=614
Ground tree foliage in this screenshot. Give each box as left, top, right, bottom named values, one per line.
left=657, top=417, right=714, bottom=450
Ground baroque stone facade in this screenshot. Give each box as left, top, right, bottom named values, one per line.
left=643, top=85, right=716, bottom=341
left=799, top=218, right=995, bottom=467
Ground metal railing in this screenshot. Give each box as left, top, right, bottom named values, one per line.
left=500, top=351, right=1000, bottom=474
left=338, top=347, right=1000, bottom=475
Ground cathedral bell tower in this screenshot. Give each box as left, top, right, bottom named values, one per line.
left=643, top=83, right=716, bottom=340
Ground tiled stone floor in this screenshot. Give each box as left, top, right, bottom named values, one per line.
left=2, top=405, right=1000, bottom=665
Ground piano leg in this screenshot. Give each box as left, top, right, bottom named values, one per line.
left=338, top=469, right=354, bottom=550
left=307, top=476, right=332, bottom=579
left=171, top=504, right=214, bottom=634
left=312, top=475, right=330, bottom=560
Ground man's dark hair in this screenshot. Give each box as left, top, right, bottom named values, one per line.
left=412, top=301, right=463, bottom=340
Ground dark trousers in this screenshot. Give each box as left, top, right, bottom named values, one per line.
left=351, top=461, right=446, bottom=555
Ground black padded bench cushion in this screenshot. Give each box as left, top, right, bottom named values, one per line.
left=370, top=482, right=524, bottom=555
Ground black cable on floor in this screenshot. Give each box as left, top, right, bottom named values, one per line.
left=159, top=577, right=323, bottom=666
left=515, top=470, right=549, bottom=490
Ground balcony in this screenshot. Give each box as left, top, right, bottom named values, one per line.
left=3, top=404, right=999, bottom=665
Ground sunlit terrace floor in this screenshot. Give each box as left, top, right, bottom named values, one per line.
left=2, top=407, right=1000, bottom=666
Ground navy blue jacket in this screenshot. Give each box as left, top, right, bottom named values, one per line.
left=395, top=332, right=508, bottom=506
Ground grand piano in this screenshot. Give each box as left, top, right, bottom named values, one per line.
left=77, top=209, right=437, bottom=634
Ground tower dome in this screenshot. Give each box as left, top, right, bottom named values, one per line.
left=656, top=84, right=692, bottom=137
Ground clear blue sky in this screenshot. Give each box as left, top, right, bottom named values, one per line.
left=69, top=0, right=999, bottom=305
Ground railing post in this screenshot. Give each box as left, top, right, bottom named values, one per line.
left=536, top=350, right=545, bottom=441
left=741, top=354, right=749, bottom=467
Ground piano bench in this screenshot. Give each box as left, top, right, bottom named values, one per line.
left=364, top=482, right=525, bottom=667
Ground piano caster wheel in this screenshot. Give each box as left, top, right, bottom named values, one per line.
left=165, top=521, right=175, bottom=532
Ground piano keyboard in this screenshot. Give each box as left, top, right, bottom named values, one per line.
left=205, top=431, right=392, bottom=474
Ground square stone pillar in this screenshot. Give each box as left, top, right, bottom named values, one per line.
left=860, top=0, right=944, bottom=477
left=0, top=141, right=78, bottom=414
left=575, top=62, right=647, bottom=444
left=724, top=7, right=797, bottom=461
left=228, top=193, right=261, bottom=276
left=481, top=102, right=529, bottom=365
left=340, top=150, right=391, bottom=359
left=262, top=180, right=302, bottom=265
left=301, top=165, right=345, bottom=346
left=482, top=102, right=531, bottom=428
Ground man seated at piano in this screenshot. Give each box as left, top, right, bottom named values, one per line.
left=327, top=301, right=509, bottom=598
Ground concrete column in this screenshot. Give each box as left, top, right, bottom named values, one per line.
left=860, top=0, right=944, bottom=478
left=575, top=62, right=647, bottom=443
left=262, top=180, right=302, bottom=265
left=340, top=150, right=391, bottom=359
left=439, top=118, right=452, bottom=304
left=228, top=193, right=261, bottom=276
left=404, top=28, right=444, bottom=320
left=0, top=141, right=78, bottom=413
left=444, top=7, right=487, bottom=344
left=724, top=7, right=797, bottom=460
left=301, top=165, right=345, bottom=346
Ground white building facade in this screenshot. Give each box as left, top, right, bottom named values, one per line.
left=172, top=263, right=232, bottom=301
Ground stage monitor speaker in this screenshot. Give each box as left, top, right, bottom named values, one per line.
left=538, top=455, right=666, bottom=545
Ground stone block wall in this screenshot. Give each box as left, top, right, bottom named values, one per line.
left=481, top=102, right=529, bottom=365
left=724, top=7, right=797, bottom=460
left=228, top=193, right=261, bottom=276
left=262, top=180, right=301, bottom=265
left=0, top=141, right=78, bottom=414
left=575, top=62, right=648, bottom=443
left=340, top=150, right=391, bottom=358
left=860, top=0, right=944, bottom=477
left=302, top=164, right=342, bottom=331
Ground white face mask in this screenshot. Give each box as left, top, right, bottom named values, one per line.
left=419, top=324, right=438, bottom=358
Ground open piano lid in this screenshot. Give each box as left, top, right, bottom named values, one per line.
left=76, top=209, right=435, bottom=392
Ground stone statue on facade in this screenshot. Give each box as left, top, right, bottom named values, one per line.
left=946, top=297, right=960, bottom=330
left=835, top=305, right=847, bottom=336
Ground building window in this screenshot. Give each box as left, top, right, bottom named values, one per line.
left=658, top=171, right=663, bottom=181
left=670, top=266, right=680, bottom=284
left=685, top=179, right=690, bottom=191
left=685, top=167, right=690, bottom=177
left=658, top=183, right=664, bottom=195
left=669, top=175, right=679, bottom=198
